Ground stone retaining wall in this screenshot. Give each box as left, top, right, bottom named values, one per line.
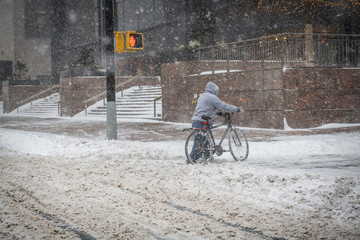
left=283, top=68, right=360, bottom=128
left=161, top=61, right=360, bottom=129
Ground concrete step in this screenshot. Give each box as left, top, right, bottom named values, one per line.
left=84, top=85, right=162, bottom=119
left=9, top=92, right=60, bottom=116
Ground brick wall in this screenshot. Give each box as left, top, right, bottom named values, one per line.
left=2, top=81, right=59, bottom=113
left=161, top=61, right=360, bottom=129
left=283, top=68, right=360, bottom=128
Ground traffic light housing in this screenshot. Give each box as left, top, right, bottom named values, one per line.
left=126, top=33, right=143, bottom=50
left=114, top=32, right=124, bottom=52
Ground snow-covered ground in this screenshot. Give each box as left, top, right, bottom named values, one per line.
left=0, top=115, right=359, bottom=239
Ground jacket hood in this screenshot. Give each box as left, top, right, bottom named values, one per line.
left=205, top=82, right=219, bottom=96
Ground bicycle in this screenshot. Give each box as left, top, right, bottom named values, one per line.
left=184, top=112, right=249, bottom=164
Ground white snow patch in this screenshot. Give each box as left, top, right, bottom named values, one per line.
left=188, top=69, right=243, bottom=76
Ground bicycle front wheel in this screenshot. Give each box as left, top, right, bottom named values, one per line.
left=229, top=127, right=249, bottom=161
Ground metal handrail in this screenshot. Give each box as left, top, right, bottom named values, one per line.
left=83, top=75, right=141, bottom=115
left=16, top=85, right=59, bottom=113
left=151, top=95, right=162, bottom=118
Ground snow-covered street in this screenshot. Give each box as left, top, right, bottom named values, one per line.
left=0, top=116, right=360, bottom=239
left=2, top=0, right=360, bottom=239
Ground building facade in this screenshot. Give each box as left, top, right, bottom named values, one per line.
left=0, top=0, right=98, bottom=86
left=1, top=0, right=359, bottom=86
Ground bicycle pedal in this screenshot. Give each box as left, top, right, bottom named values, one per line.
left=198, top=158, right=206, bottom=164
left=199, top=157, right=210, bottom=165
left=187, top=158, right=197, bottom=164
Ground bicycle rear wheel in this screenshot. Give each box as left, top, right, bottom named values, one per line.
left=229, top=127, right=249, bottom=161
left=185, top=131, right=213, bottom=164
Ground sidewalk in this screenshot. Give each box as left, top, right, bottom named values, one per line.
left=1, top=115, right=360, bottom=142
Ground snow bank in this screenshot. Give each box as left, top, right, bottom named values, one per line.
left=0, top=128, right=181, bottom=161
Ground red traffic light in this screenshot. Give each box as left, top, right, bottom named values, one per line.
left=127, top=33, right=143, bottom=49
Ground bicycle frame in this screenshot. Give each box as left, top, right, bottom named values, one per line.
left=200, top=114, right=234, bottom=152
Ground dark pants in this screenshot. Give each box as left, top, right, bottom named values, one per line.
left=190, top=122, right=210, bottom=162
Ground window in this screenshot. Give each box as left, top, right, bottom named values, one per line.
left=24, top=0, right=51, bottom=39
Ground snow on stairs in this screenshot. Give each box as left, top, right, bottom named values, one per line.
left=12, top=92, right=60, bottom=116
left=87, top=85, right=162, bottom=119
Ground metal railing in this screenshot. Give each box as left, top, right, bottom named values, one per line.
left=197, top=33, right=360, bottom=69
left=83, top=75, right=141, bottom=115
left=152, top=95, right=162, bottom=118
left=16, top=85, right=59, bottom=114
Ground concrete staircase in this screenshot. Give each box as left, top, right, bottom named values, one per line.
left=3, top=85, right=162, bottom=119
left=9, top=92, right=60, bottom=116
left=85, top=85, right=162, bottom=119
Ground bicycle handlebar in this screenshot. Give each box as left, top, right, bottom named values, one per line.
left=202, top=112, right=235, bottom=123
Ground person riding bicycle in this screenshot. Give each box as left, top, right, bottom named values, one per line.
left=189, top=81, right=244, bottom=163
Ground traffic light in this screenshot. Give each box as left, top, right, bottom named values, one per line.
left=126, top=33, right=143, bottom=50
left=113, top=31, right=144, bottom=53
left=114, top=32, right=124, bottom=52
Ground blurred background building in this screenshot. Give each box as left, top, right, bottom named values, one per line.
left=1, top=0, right=359, bottom=86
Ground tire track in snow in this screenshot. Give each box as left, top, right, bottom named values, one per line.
left=126, top=188, right=285, bottom=240
left=4, top=185, right=97, bottom=240
left=163, top=201, right=285, bottom=240
left=33, top=209, right=97, bottom=240
left=4, top=181, right=168, bottom=240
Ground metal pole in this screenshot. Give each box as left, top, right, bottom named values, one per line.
left=212, top=47, right=215, bottom=74
left=227, top=44, right=230, bottom=73
left=346, top=36, right=350, bottom=66
left=105, top=0, right=117, bottom=140
left=154, top=99, right=156, bottom=118
left=198, top=48, right=201, bottom=75
left=242, top=41, right=247, bottom=73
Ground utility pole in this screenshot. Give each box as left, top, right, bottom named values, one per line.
left=104, top=0, right=117, bottom=140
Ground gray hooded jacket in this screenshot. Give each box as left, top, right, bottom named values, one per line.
left=192, top=82, right=239, bottom=124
